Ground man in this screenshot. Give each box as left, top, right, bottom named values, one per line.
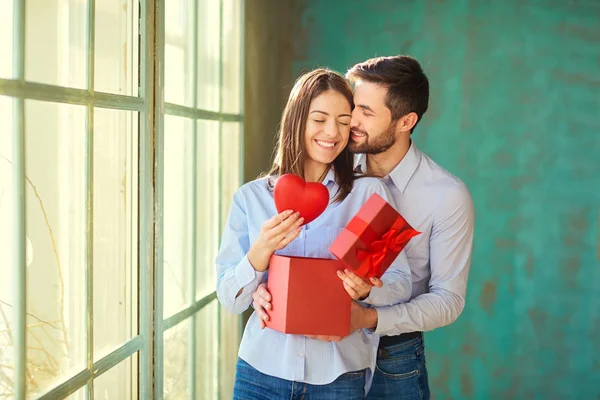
left=253, top=55, right=475, bottom=399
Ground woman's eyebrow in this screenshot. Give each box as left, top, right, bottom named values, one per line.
left=309, top=110, right=351, bottom=118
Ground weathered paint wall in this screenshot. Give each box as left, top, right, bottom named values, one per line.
left=244, top=0, right=295, bottom=183
left=291, top=1, right=600, bottom=398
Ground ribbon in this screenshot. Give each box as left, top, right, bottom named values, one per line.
left=355, top=224, right=421, bottom=277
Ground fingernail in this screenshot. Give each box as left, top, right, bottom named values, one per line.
left=370, top=277, right=376, bottom=283
left=337, top=271, right=343, bottom=277
left=345, top=269, right=350, bottom=274
left=266, top=304, right=271, bottom=310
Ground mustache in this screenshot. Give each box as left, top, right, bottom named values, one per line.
left=351, top=128, right=368, bottom=136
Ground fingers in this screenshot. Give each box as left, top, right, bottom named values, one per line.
left=337, top=269, right=372, bottom=300
left=306, top=335, right=343, bottom=342
left=369, top=277, right=384, bottom=288
left=271, top=212, right=304, bottom=240
left=253, top=301, right=269, bottom=327
left=263, top=210, right=295, bottom=229
left=277, top=226, right=302, bottom=249
left=342, top=282, right=361, bottom=300
left=252, top=284, right=272, bottom=328
left=341, top=269, right=369, bottom=287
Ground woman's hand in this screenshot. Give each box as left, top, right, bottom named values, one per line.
left=247, top=210, right=304, bottom=271
left=337, top=269, right=383, bottom=300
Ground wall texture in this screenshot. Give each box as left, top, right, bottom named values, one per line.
left=288, top=1, right=600, bottom=398
left=244, top=0, right=295, bottom=183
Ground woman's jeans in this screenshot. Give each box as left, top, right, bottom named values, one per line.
left=233, top=357, right=366, bottom=400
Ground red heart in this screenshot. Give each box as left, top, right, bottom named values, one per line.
left=274, top=174, right=330, bottom=225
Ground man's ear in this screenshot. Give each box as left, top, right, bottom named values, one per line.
left=396, top=112, right=419, bottom=133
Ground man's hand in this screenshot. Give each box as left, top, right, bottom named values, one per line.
left=336, top=269, right=383, bottom=300
left=306, top=302, right=379, bottom=343
left=305, top=335, right=343, bottom=342
left=252, top=283, right=272, bottom=329
left=350, top=301, right=378, bottom=332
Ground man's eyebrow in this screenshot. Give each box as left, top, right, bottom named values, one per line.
left=310, top=110, right=352, bottom=118
left=357, top=104, right=374, bottom=113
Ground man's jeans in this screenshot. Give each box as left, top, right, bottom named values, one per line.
left=233, top=358, right=366, bottom=400
left=366, top=334, right=430, bottom=400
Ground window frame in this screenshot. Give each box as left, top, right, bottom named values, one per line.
left=2, top=0, right=245, bottom=398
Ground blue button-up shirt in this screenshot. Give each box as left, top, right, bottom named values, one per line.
left=354, top=142, right=475, bottom=336
left=216, top=168, right=412, bottom=389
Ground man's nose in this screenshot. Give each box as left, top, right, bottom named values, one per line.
left=350, top=109, right=360, bottom=129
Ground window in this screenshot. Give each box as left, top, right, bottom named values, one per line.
left=0, top=0, right=244, bottom=398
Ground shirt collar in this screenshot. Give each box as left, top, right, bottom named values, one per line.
left=353, top=141, right=422, bottom=194
left=321, top=166, right=337, bottom=186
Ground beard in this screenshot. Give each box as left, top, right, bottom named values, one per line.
left=348, top=123, right=396, bottom=155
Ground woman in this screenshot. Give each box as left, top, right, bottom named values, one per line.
left=216, top=69, right=412, bottom=399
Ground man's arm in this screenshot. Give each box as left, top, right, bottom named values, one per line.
left=353, top=182, right=475, bottom=335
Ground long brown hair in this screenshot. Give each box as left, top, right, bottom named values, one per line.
left=266, top=68, right=355, bottom=203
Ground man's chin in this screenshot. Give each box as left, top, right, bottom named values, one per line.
left=348, top=141, right=365, bottom=154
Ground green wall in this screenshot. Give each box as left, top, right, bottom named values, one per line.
left=291, top=1, right=600, bottom=398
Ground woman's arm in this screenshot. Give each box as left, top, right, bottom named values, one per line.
left=216, top=189, right=265, bottom=314
left=216, top=187, right=305, bottom=314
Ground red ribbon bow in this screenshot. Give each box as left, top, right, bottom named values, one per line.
left=355, top=228, right=418, bottom=277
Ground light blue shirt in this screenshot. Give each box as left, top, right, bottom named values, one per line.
left=354, top=142, right=475, bottom=336
left=216, top=168, right=412, bottom=389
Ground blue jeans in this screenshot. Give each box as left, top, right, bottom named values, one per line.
left=366, top=335, right=430, bottom=400
left=233, top=358, right=366, bottom=400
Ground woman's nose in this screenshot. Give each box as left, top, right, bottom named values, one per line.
left=323, top=120, right=338, bottom=137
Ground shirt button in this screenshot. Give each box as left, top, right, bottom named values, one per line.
left=298, top=352, right=304, bottom=358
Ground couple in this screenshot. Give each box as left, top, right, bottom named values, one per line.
left=216, top=55, right=475, bottom=399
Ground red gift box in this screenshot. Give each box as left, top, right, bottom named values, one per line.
left=329, top=193, right=421, bottom=280
left=265, top=254, right=351, bottom=336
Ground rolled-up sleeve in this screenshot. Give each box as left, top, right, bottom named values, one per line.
left=216, top=188, right=266, bottom=314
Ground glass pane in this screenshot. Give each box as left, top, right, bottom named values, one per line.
left=221, top=0, right=242, bottom=114
left=196, top=120, right=219, bottom=300
left=165, top=0, right=194, bottom=106
left=0, top=96, right=14, bottom=399
left=196, top=301, right=218, bottom=400
left=23, top=100, right=87, bottom=398
left=220, top=307, right=240, bottom=399
left=67, top=386, right=86, bottom=399
left=164, top=320, right=189, bottom=399
left=0, top=0, right=13, bottom=79
left=94, top=353, right=138, bottom=399
left=25, top=0, right=86, bottom=88
left=220, top=122, right=242, bottom=226
left=196, top=0, right=220, bottom=112
left=93, top=108, right=138, bottom=358
left=95, top=0, right=140, bottom=95
left=163, top=115, right=194, bottom=317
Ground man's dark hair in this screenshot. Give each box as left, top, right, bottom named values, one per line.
left=346, top=55, right=429, bottom=131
